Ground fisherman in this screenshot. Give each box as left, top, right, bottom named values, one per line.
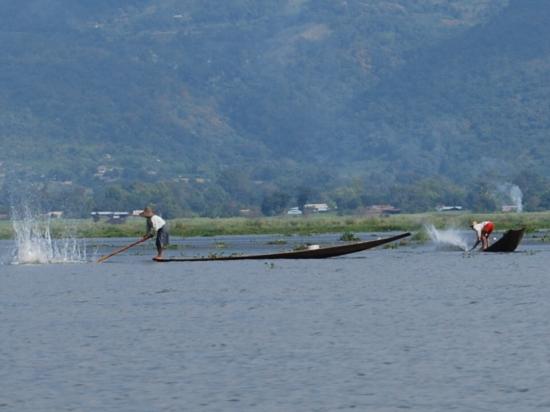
left=470, top=220, right=494, bottom=251
left=139, top=207, right=169, bottom=260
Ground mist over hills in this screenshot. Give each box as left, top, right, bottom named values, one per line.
left=1, top=0, right=549, bottom=216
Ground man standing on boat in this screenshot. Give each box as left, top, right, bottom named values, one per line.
left=470, top=220, right=494, bottom=251
left=140, top=207, right=169, bottom=260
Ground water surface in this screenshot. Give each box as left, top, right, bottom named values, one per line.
left=1, top=236, right=549, bottom=411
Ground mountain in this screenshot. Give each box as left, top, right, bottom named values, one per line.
left=1, top=0, right=550, bottom=216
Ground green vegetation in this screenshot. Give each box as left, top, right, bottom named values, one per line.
left=2, top=211, right=550, bottom=240
left=0, top=221, right=11, bottom=239
left=339, top=231, right=361, bottom=241
left=1, top=1, right=550, bottom=218
left=267, top=239, right=288, bottom=245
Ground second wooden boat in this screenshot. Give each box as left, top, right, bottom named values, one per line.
left=484, top=228, right=525, bottom=252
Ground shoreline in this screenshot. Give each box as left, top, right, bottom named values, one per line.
left=1, top=211, right=550, bottom=240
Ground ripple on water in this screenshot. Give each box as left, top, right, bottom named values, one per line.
left=1, top=239, right=550, bottom=411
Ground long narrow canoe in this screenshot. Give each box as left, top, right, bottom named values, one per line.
left=484, top=228, right=525, bottom=252
left=154, top=232, right=411, bottom=262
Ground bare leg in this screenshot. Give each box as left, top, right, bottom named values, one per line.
left=154, top=235, right=164, bottom=259
left=482, top=234, right=488, bottom=250
left=155, top=245, right=163, bottom=259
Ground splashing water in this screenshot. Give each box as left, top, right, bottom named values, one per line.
left=425, top=224, right=469, bottom=251
left=11, top=211, right=86, bottom=264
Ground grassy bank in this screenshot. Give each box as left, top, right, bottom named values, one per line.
left=1, top=211, right=550, bottom=240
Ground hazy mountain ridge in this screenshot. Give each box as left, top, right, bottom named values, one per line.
left=355, top=0, right=550, bottom=180
left=3, top=0, right=550, bottom=216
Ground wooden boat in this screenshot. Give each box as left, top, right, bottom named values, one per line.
left=484, top=228, right=525, bottom=252
left=154, top=232, right=411, bottom=262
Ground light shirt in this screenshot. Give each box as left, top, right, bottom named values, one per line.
left=472, top=221, right=489, bottom=237
left=148, top=215, right=166, bottom=234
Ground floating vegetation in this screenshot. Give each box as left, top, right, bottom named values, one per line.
left=535, top=230, right=550, bottom=242
left=410, top=230, right=429, bottom=242
left=293, top=243, right=320, bottom=251
left=340, top=231, right=360, bottom=241
left=267, top=239, right=287, bottom=245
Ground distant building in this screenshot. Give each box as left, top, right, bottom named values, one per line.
left=304, top=203, right=330, bottom=213
left=91, top=211, right=129, bottom=223
left=47, top=211, right=64, bottom=219
left=436, top=205, right=463, bottom=212
left=502, top=205, right=520, bottom=213
left=172, top=176, right=208, bottom=184
left=365, top=205, right=401, bottom=216
left=287, top=207, right=303, bottom=216
left=93, top=165, right=123, bottom=181
left=95, top=165, right=108, bottom=176
left=173, top=176, right=190, bottom=183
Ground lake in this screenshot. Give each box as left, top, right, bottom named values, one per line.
left=1, top=233, right=550, bottom=411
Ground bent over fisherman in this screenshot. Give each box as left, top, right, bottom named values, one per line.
left=139, top=207, right=169, bottom=260
left=470, top=220, right=494, bottom=251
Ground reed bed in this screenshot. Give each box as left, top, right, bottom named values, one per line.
left=1, top=211, right=549, bottom=239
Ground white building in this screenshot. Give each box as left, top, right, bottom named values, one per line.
left=304, top=203, right=330, bottom=213
left=435, top=205, right=463, bottom=212
left=287, top=207, right=303, bottom=215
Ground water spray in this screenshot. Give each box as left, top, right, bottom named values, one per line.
left=425, top=224, right=469, bottom=251
left=11, top=206, right=86, bottom=264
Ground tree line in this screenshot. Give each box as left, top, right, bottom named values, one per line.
left=2, top=169, right=549, bottom=218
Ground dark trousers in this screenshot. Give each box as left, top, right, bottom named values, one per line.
left=156, top=227, right=169, bottom=252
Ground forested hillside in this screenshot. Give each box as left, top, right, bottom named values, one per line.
left=1, top=0, right=550, bottom=217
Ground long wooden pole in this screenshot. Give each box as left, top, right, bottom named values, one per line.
left=97, top=235, right=152, bottom=263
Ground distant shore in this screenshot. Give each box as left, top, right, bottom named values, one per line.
left=1, top=211, right=550, bottom=240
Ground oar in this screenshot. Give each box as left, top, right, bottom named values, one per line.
left=97, top=235, right=152, bottom=263
left=469, top=239, right=481, bottom=252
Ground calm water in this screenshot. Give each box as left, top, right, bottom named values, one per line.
left=1, top=234, right=550, bottom=411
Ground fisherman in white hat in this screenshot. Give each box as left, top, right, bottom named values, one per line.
left=140, top=207, right=169, bottom=260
